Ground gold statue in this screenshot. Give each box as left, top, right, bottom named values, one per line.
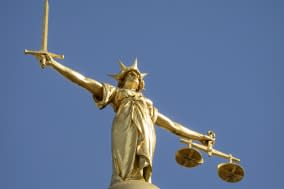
left=25, top=1, right=244, bottom=188
left=35, top=56, right=215, bottom=185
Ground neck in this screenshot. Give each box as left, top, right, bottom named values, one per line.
left=123, top=83, right=138, bottom=91
left=124, top=86, right=137, bottom=91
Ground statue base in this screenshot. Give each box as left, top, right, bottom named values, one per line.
left=109, top=180, right=160, bottom=189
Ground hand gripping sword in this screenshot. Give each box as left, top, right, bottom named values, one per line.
left=24, top=0, right=64, bottom=67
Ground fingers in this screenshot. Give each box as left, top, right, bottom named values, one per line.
left=199, top=133, right=215, bottom=146
left=45, top=54, right=53, bottom=61
left=207, top=130, right=216, bottom=140
left=38, top=54, right=54, bottom=69
left=39, top=55, right=46, bottom=68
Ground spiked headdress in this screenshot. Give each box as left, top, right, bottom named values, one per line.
left=109, top=58, right=147, bottom=91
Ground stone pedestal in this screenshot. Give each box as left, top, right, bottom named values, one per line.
left=109, top=180, right=160, bottom=189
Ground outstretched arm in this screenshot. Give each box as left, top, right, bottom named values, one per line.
left=155, top=112, right=213, bottom=143
left=41, top=55, right=103, bottom=99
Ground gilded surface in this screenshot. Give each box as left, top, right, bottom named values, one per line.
left=95, top=83, right=157, bottom=183
left=34, top=56, right=213, bottom=186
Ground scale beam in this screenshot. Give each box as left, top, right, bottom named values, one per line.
left=180, top=138, right=240, bottom=163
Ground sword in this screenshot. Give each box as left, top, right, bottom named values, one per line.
left=24, top=0, right=64, bottom=68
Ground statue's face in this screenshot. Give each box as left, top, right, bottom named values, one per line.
left=123, top=71, right=140, bottom=90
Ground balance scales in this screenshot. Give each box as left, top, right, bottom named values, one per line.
left=176, top=131, right=245, bottom=183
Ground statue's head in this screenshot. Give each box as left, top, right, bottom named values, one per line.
left=109, top=58, right=147, bottom=91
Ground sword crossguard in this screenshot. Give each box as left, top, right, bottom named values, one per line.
left=24, top=49, right=64, bottom=69
left=24, top=49, right=64, bottom=59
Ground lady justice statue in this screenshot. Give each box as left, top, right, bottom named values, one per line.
left=25, top=1, right=244, bottom=188
left=38, top=55, right=213, bottom=188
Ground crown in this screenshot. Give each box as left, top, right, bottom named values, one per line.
left=109, top=58, right=147, bottom=81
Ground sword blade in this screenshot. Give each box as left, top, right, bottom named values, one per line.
left=41, top=0, right=49, bottom=51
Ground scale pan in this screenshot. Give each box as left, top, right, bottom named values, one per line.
left=175, top=148, right=204, bottom=168
left=217, top=163, right=244, bottom=183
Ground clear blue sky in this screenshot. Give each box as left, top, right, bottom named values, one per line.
left=0, top=0, right=283, bottom=188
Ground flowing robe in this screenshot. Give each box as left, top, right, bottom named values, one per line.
left=93, top=83, right=158, bottom=185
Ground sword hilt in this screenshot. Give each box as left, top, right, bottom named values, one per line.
left=24, top=49, right=64, bottom=69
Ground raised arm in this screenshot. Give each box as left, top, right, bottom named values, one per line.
left=155, top=112, right=213, bottom=143
left=41, top=55, right=103, bottom=99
